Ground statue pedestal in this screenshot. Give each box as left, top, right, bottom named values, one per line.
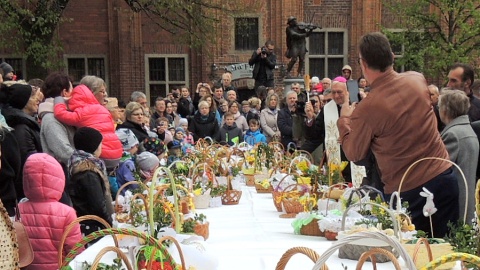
left=283, top=77, right=305, bottom=97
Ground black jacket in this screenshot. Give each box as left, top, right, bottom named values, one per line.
left=277, top=107, right=294, bottom=149
left=248, top=51, right=276, bottom=81
left=215, top=123, right=243, bottom=146
left=117, top=120, right=149, bottom=143
left=189, top=111, right=219, bottom=141
left=69, top=160, right=112, bottom=230
left=3, top=106, right=41, bottom=199
left=0, top=127, right=21, bottom=216
left=177, top=97, right=194, bottom=118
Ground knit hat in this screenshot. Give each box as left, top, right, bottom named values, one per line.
left=140, top=137, right=166, bottom=156
left=136, top=152, right=159, bottom=172
left=178, top=118, right=188, bottom=127
left=115, top=128, right=139, bottom=151
left=311, top=76, right=320, bottom=83
left=342, top=65, right=352, bottom=72
left=175, top=127, right=185, bottom=135
left=74, top=127, right=103, bottom=154
left=167, top=140, right=181, bottom=150
left=7, top=84, right=32, bottom=109
left=0, top=62, right=13, bottom=75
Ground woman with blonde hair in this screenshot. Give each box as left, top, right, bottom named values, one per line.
left=260, top=93, right=280, bottom=142
left=116, top=102, right=150, bottom=143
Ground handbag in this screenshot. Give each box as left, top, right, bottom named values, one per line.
left=15, top=204, right=34, bottom=268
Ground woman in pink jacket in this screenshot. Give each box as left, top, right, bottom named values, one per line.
left=54, top=79, right=122, bottom=169
left=18, top=153, right=83, bottom=270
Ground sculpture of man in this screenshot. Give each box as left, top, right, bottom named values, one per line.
left=285, top=16, right=315, bottom=77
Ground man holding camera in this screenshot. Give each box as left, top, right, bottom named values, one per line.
left=249, top=40, right=276, bottom=94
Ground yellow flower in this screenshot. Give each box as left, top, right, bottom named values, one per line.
left=193, top=188, right=203, bottom=196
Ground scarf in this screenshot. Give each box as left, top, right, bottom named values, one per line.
left=69, top=150, right=107, bottom=176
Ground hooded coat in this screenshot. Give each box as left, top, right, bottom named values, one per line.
left=18, top=153, right=82, bottom=270
left=54, top=84, right=122, bottom=164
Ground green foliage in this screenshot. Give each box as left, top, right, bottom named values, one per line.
left=78, top=258, right=124, bottom=270
left=445, top=220, right=479, bottom=259
left=0, top=0, right=70, bottom=71
left=209, top=184, right=227, bottom=197
left=382, top=0, right=480, bottom=80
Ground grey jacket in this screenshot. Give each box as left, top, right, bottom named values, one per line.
left=441, top=115, right=479, bottom=224
left=260, top=108, right=279, bottom=140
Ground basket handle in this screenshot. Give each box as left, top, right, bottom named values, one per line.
left=90, top=246, right=133, bottom=270
left=275, top=247, right=327, bottom=270
left=156, top=235, right=187, bottom=270
left=356, top=248, right=401, bottom=270
left=419, top=252, right=480, bottom=269
left=288, top=155, right=312, bottom=174
left=412, top=238, right=433, bottom=264
left=397, top=157, right=468, bottom=223
left=115, top=180, right=148, bottom=211
left=57, top=215, right=118, bottom=269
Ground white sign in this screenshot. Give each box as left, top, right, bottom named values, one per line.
left=225, top=63, right=253, bottom=80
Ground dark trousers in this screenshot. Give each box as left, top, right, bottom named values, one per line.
left=386, top=167, right=459, bottom=238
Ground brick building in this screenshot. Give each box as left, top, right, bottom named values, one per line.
left=3, top=0, right=398, bottom=105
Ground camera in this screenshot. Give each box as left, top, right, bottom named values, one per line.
left=295, top=101, right=306, bottom=115
left=261, top=47, right=268, bottom=55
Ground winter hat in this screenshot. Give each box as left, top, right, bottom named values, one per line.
left=178, top=118, right=188, bottom=127
left=74, top=127, right=103, bottom=154
left=342, top=65, right=352, bottom=72
left=0, top=62, right=13, bottom=75
left=140, top=137, right=166, bottom=156
left=7, top=84, right=33, bottom=109
left=175, top=127, right=185, bottom=135
left=311, top=76, right=320, bottom=84
left=115, top=128, right=139, bottom=151
left=136, top=151, right=159, bottom=172
left=167, top=140, right=181, bottom=150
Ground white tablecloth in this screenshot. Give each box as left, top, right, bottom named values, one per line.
left=71, top=185, right=461, bottom=269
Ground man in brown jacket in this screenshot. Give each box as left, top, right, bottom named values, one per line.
left=337, top=32, right=458, bottom=237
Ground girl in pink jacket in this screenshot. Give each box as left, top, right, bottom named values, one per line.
left=19, top=153, right=83, bottom=270
left=54, top=84, right=122, bottom=168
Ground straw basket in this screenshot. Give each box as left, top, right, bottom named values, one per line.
left=244, top=174, right=255, bottom=186
left=221, top=176, right=242, bottom=205
left=299, top=218, right=324, bottom=237
left=337, top=202, right=400, bottom=262
left=272, top=173, right=297, bottom=212
left=193, top=222, right=210, bottom=240
left=275, top=247, right=326, bottom=270
left=311, top=231, right=416, bottom=270
left=402, top=238, right=454, bottom=269
left=255, top=182, right=273, bottom=193
left=280, top=184, right=306, bottom=218
left=90, top=246, right=133, bottom=270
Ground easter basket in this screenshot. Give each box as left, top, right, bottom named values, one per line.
left=221, top=176, right=242, bottom=205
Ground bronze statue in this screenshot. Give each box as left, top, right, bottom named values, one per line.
left=285, top=16, right=319, bottom=77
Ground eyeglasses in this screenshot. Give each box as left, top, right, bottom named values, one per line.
left=131, top=113, right=144, bottom=117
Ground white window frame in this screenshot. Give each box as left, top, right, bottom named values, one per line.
left=63, top=54, right=108, bottom=85
left=305, top=29, right=348, bottom=78
left=145, top=54, right=189, bottom=104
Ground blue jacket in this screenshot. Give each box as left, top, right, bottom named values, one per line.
left=245, top=129, right=267, bottom=145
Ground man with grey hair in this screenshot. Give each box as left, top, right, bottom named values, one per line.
left=277, top=90, right=297, bottom=149
left=428, top=84, right=443, bottom=132
left=130, top=91, right=147, bottom=108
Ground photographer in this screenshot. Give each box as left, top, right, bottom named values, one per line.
left=249, top=40, right=276, bottom=95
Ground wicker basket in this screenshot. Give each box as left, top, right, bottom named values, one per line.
left=193, top=222, right=209, bottom=240
left=272, top=173, right=297, bottom=212
left=244, top=174, right=255, bottom=186
left=255, top=183, right=273, bottom=193
left=357, top=248, right=401, bottom=269
left=275, top=247, right=326, bottom=270
left=90, top=246, right=133, bottom=270
left=337, top=202, right=400, bottom=262
left=299, top=218, right=324, bottom=237
left=193, top=193, right=211, bottom=209
left=402, top=238, right=454, bottom=269
left=221, top=176, right=242, bottom=205
left=280, top=183, right=306, bottom=218
left=311, top=231, right=416, bottom=270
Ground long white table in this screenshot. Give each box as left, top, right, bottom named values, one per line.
left=71, top=185, right=461, bottom=269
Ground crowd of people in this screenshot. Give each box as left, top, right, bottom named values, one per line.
left=0, top=32, right=479, bottom=268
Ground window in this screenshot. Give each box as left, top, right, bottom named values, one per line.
left=66, top=57, right=106, bottom=83
left=2, top=58, right=25, bottom=80
left=146, top=55, right=188, bottom=105
left=386, top=30, right=423, bottom=73
left=234, top=18, right=259, bottom=51
left=307, top=30, right=347, bottom=79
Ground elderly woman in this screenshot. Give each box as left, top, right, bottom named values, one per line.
left=189, top=100, right=219, bottom=141
left=2, top=83, right=42, bottom=199
left=54, top=76, right=122, bottom=169
left=117, top=102, right=149, bottom=143
left=439, top=89, right=479, bottom=224
left=260, top=93, right=280, bottom=142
